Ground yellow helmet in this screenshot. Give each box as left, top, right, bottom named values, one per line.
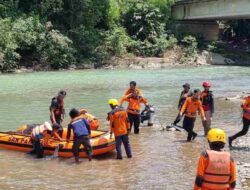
left=207, top=128, right=226, bottom=143
left=108, top=99, right=118, bottom=106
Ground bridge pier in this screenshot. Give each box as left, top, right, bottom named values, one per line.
left=170, top=20, right=220, bottom=41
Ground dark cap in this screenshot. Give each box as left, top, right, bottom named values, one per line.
left=182, top=83, right=190, bottom=89
left=58, top=90, right=67, bottom=97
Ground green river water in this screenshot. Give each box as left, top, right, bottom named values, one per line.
left=0, top=66, right=250, bottom=190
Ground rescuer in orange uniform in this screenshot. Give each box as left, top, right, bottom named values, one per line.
left=229, top=96, right=250, bottom=147
left=108, top=99, right=132, bottom=159
left=119, top=91, right=148, bottom=134
left=178, top=89, right=206, bottom=141
left=123, top=81, right=143, bottom=97
left=194, top=128, right=236, bottom=190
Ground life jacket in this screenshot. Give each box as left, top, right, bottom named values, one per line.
left=50, top=97, right=64, bottom=116
left=201, top=91, right=213, bottom=111
left=126, top=97, right=148, bottom=115
left=202, top=150, right=231, bottom=190
left=79, top=112, right=100, bottom=130
left=124, top=88, right=143, bottom=97
left=182, top=97, right=203, bottom=118
left=110, top=106, right=130, bottom=136
left=32, top=125, right=47, bottom=139
left=242, top=97, right=250, bottom=120
left=69, top=117, right=90, bottom=137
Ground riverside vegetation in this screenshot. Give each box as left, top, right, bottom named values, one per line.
left=0, top=0, right=250, bottom=73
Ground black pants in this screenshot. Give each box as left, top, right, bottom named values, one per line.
left=128, top=113, right=140, bottom=134
left=230, top=117, right=250, bottom=141
left=73, top=135, right=92, bottom=158
left=183, top=116, right=197, bottom=141
left=31, top=139, right=44, bottom=158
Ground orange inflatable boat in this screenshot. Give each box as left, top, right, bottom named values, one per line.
left=0, top=125, right=115, bottom=158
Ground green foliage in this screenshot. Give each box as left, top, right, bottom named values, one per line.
left=0, top=0, right=17, bottom=18
left=70, top=26, right=103, bottom=61
left=123, top=2, right=164, bottom=41
left=0, top=16, right=75, bottom=72
left=181, top=35, right=198, bottom=56
left=12, top=16, right=43, bottom=50
left=38, top=29, right=76, bottom=69
left=0, top=0, right=190, bottom=71
left=132, top=34, right=177, bottom=57
left=103, top=27, right=133, bottom=57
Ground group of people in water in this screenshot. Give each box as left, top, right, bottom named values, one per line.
left=28, top=79, right=250, bottom=190
left=29, top=81, right=148, bottom=162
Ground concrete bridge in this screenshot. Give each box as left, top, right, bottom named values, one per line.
left=172, top=0, right=250, bottom=20
left=171, top=0, right=250, bottom=40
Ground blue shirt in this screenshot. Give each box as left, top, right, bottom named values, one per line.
left=67, top=118, right=90, bottom=139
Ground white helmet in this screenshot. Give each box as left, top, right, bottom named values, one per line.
left=43, top=121, right=52, bottom=131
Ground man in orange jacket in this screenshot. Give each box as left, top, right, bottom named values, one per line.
left=108, top=99, right=132, bottom=159
left=179, top=89, right=206, bottom=141
left=194, top=128, right=236, bottom=190
left=229, top=96, right=250, bottom=147
left=119, top=91, right=148, bottom=134
left=123, top=81, right=143, bottom=97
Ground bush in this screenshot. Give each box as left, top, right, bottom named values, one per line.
left=131, top=34, right=177, bottom=57
left=122, top=2, right=165, bottom=41
left=38, top=29, right=76, bottom=69
left=70, top=26, right=103, bottom=62
left=0, top=18, right=20, bottom=72
left=181, top=35, right=198, bottom=56
left=99, top=27, right=134, bottom=58
left=0, top=16, right=76, bottom=72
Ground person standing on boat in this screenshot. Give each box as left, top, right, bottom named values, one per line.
left=179, top=89, right=206, bottom=141
left=50, top=90, right=66, bottom=136
left=119, top=91, right=148, bottom=134
left=201, top=81, right=214, bottom=136
left=108, top=99, right=132, bottom=159
left=229, top=96, right=250, bottom=147
left=67, top=108, right=92, bottom=163
left=173, top=83, right=193, bottom=125
left=194, top=128, right=236, bottom=190
left=30, top=122, right=53, bottom=158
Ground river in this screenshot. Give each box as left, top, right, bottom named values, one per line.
left=0, top=66, right=250, bottom=190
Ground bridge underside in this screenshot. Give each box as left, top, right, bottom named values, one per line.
left=172, top=0, right=250, bottom=20
left=170, top=21, right=220, bottom=41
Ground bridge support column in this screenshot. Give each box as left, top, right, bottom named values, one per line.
left=170, top=21, right=220, bottom=41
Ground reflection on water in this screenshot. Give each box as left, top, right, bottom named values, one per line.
left=0, top=66, right=250, bottom=189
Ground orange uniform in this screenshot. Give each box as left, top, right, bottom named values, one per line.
left=120, top=96, right=148, bottom=115
left=194, top=150, right=236, bottom=190
left=124, top=87, right=143, bottom=97
left=109, top=107, right=130, bottom=136
left=242, top=96, right=250, bottom=120
left=181, top=97, right=205, bottom=118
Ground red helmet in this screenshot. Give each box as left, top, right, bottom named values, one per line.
left=202, top=81, right=211, bottom=87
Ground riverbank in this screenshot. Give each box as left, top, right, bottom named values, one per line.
left=11, top=48, right=250, bottom=74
